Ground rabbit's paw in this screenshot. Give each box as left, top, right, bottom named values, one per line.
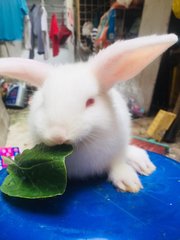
left=127, top=145, right=156, bottom=176
left=109, top=162, right=143, bottom=193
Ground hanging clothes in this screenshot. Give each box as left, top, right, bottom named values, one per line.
left=49, top=14, right=59, bottom=57
left=59, top=13, right=72, bottom=45
left=107, top=9, right=116, bottom=43
left=41, top=6, right=50, bottom=60
left=29, top=4, right=50, bottom=60
left=0, top=0, right=29, bottom=41
left=29, top=4, right=45, bottom=59
left=90, top=28, right=98, bottom=55
left=96, top=11, right=109, bottom=50
left=24, top=15, right=32, bottom=50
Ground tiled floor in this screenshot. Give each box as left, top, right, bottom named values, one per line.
left=6, top=108, right=180, bottom=162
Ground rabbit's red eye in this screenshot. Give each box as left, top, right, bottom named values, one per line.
left=86, top=98, right=95, bottom=108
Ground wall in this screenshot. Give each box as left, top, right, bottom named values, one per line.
left=134, top=0, right=172, bottom=112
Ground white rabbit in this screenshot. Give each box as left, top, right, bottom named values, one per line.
left=0, top=34, right=177, bottom=192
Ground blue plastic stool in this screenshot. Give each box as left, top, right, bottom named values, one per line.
left=0, top=152, right=179, bottom=240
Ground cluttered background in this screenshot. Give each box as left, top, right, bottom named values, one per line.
left=0, top=0, right=179, bottom=168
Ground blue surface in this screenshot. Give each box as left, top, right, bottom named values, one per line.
left=0, top=152, right=179, bottom=240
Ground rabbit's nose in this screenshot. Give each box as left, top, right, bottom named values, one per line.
left=51, top=136, right=66, bottom=145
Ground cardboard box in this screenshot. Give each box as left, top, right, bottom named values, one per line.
left=146, top=110, right=176, bottom=141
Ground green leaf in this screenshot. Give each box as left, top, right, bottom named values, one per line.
left=0, top=144, right=73, bottom=199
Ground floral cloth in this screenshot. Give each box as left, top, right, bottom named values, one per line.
left=0, top=147, right=20, bottom=170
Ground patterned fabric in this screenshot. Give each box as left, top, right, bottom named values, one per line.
left=0, top=147, right=20, bottom=170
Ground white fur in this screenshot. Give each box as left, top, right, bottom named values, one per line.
left=0, top=34, right=177, bottom=192
left=28, top=62, right=153, bottom=192
left=29, top=63, right=131, bottom=178
left=108, top=161, right=143, bottom=193
left=127, top=145, right=156, bottom=175
left=28, top=34, right=177, bottom=192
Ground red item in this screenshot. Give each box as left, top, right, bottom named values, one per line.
left=59, top=13, right=72, bottom=45
left=131, top=138, right=167, bottom=155
left=49, top=14, right=59, bottom=57
left=59, top=25, right=72, bottom=45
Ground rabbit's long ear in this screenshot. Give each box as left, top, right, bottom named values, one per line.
left=0, top=58, right=53, bottom=87
left=91, top=34, right=178, bottom=91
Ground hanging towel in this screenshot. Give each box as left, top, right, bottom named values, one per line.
left=49, top=14, right=59, bottom=57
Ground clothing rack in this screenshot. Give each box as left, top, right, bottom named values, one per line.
left=28, top=0, right=67, bottom=26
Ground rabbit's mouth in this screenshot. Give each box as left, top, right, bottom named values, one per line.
left=64, top=140, right=72, bottom=145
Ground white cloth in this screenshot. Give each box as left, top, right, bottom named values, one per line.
left=41, top=6, right=50, bottom=60
left=24, top=15, right=32, bottom=50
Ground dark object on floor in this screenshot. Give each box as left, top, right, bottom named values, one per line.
left=0, top=152, right=179, bottom=240
left=164, top=94, right=180, bottom=143
left=164, top=112, right=180, bottom=143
